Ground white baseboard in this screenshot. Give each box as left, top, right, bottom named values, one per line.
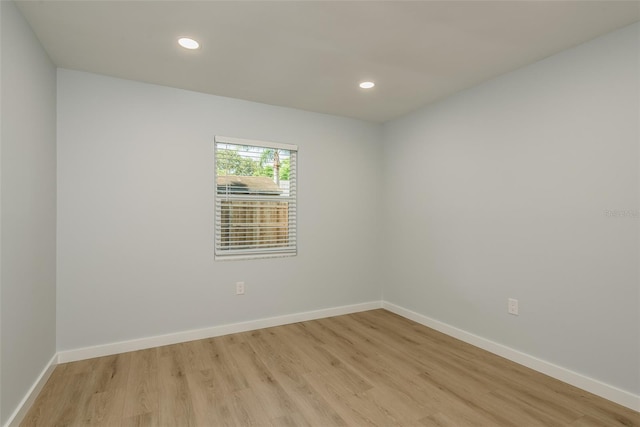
left=13, top=300, right=637, bottom=424
left=4, top=353, right=58, bottom=427
left=58, top=301, right=382, bottom=363
left=382, top=301, right=640, bottom=412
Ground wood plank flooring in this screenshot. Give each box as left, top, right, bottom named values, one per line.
left=21, top=309, right=639, bottom=426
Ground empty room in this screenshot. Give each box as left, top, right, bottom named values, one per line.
left=1, top=1, right=639, bottom=426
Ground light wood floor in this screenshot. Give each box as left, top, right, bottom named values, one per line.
left=22, top=309, right=639, bottom=426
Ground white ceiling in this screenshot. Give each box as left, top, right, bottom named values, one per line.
left=16, top=1, right=640, bottom=123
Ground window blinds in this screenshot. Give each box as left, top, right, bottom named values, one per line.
left=214, top=136, right=297, bottom=260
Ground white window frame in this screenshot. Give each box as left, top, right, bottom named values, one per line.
left=214, top=136, right=298, bottom=261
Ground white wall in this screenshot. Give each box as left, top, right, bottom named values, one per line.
left=57, top=70, right=383, bottom=351
left=8, top=8, right=637, bottom=418
left=382, top=23, right=639, bottom=394
left=1, top=2, right=3, bottom=422
left=0, top=1, right=57, bottom=424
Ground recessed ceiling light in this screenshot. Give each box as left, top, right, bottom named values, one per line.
left=359, top=81, right=375, bottom=89
left=178, top=37, right=200, bottom=50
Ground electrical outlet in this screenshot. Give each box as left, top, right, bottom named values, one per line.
left=236, top=281, right=245, bottom=295
left=508, top=298, right=519, bottom=315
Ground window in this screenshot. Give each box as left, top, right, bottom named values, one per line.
left=214, top=136, right=297, bottom=260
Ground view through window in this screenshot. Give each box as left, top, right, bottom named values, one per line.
left=214, top=136, right=297, bottom=260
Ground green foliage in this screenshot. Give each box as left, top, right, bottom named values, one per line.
left=255, top=165, right=274, bottom=178
left=216, top=149, right=257, bottom=176
left=259, top=149, right=276, bottom=168
left=217, top=147, right=290, bottom=181
left=279, top=158, right=290, bottom=180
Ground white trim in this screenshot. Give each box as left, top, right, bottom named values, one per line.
left=214, top=251, right=297, bottom=262
left=3, top=353, right=58, bottom=427
left=16, top=301, right=638, bottom=418
left=382, top=301, right=640, bottom=412
left=214, top=135, right=298, bottom=151
left=57, top=301, right=382, bottom=363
